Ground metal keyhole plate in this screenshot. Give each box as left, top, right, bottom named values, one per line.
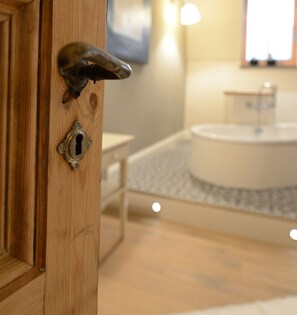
left=58, top=121, right=92, bottom=170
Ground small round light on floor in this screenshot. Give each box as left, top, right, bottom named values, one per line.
left=152, top=202, right=161, bottom=213
left=289, top=229, right=297, bottom=241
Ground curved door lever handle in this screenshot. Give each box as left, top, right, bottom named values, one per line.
left=58, top=42, right=132, bottom=98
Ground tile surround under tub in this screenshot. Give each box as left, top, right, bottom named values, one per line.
left=128, top=139, right=297, bottom=220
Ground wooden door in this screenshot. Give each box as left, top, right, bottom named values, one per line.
left=0, top=0, right=106, bottom=314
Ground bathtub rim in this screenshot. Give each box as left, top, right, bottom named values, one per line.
left=191, top=123, right=297, bottom=145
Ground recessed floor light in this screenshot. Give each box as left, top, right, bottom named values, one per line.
left=152, top=202, right=161, bottom=213
left=289, top=229, right=297, bottom=241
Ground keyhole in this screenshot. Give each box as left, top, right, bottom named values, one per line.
left=75, top=134, right=83, bottom=156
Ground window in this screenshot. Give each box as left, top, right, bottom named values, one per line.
left=242, top=0, right=297, bottom=67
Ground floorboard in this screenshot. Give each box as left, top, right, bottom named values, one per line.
left=98, top=213, right=297, bottom=315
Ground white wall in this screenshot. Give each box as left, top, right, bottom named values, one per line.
left=104, top=0, right=185, bottom=153
left=184, top=0, right=297, bottom=128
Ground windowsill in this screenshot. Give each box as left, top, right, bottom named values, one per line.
left=241, top=64, right=297, bottom=69
left=224, top=90, right=274, bottom=96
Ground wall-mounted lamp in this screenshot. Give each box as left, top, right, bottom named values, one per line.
left=180, top=2, right=201, bottom=25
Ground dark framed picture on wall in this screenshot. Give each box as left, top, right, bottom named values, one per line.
left=107, top=0, right=152, bottom=64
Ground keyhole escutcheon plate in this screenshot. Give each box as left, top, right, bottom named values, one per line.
left=58, top=121, right=92, bottom=170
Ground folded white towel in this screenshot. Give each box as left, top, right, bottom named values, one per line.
left=170, top=296, right=297, bottom=315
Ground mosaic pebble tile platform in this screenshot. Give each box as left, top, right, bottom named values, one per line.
left=128, top=139, right=297, bottom=220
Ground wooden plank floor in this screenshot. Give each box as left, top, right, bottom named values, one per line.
left=98, top=213, right=297, bottom=315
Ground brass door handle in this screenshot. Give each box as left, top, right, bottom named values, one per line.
left=58, top=42, right=132, bottom=98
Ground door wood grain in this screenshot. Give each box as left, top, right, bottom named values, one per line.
left=0, top=0, right=106, bottom=313
left=42, top=0, right=106, bottom=314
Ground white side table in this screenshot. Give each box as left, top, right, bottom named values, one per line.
left=101, top=133, right=134, bottom=239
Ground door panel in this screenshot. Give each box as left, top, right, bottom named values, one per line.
left=0, top=0, right=41, bottom=297
left=0, top=273, right=45, bottom=315
left=0, top=0, right=45, bottom=312
left=7, top=0, right=39, bottom=264
left=0, top=17, right=8, bottom=255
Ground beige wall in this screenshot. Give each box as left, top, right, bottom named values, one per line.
left=103, top=0, right=185, bottom=153
left=185, top=0, right=297, bottom=128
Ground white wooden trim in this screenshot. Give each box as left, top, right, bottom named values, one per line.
left=128, top=190, right=297, bottom=248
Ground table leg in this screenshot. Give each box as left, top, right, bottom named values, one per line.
left=119, top=159, right=128, bottom=239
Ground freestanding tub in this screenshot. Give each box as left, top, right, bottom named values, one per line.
left=190, top=124, right=297, bottom=189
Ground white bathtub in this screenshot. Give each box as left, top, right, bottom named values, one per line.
left=190, top=124, right=297, bottom=189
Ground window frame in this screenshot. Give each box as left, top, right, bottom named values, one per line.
left=242, top=0, right=297, bottom=67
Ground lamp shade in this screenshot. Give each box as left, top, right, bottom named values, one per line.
left=180, top=3, right=201, bottom=25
